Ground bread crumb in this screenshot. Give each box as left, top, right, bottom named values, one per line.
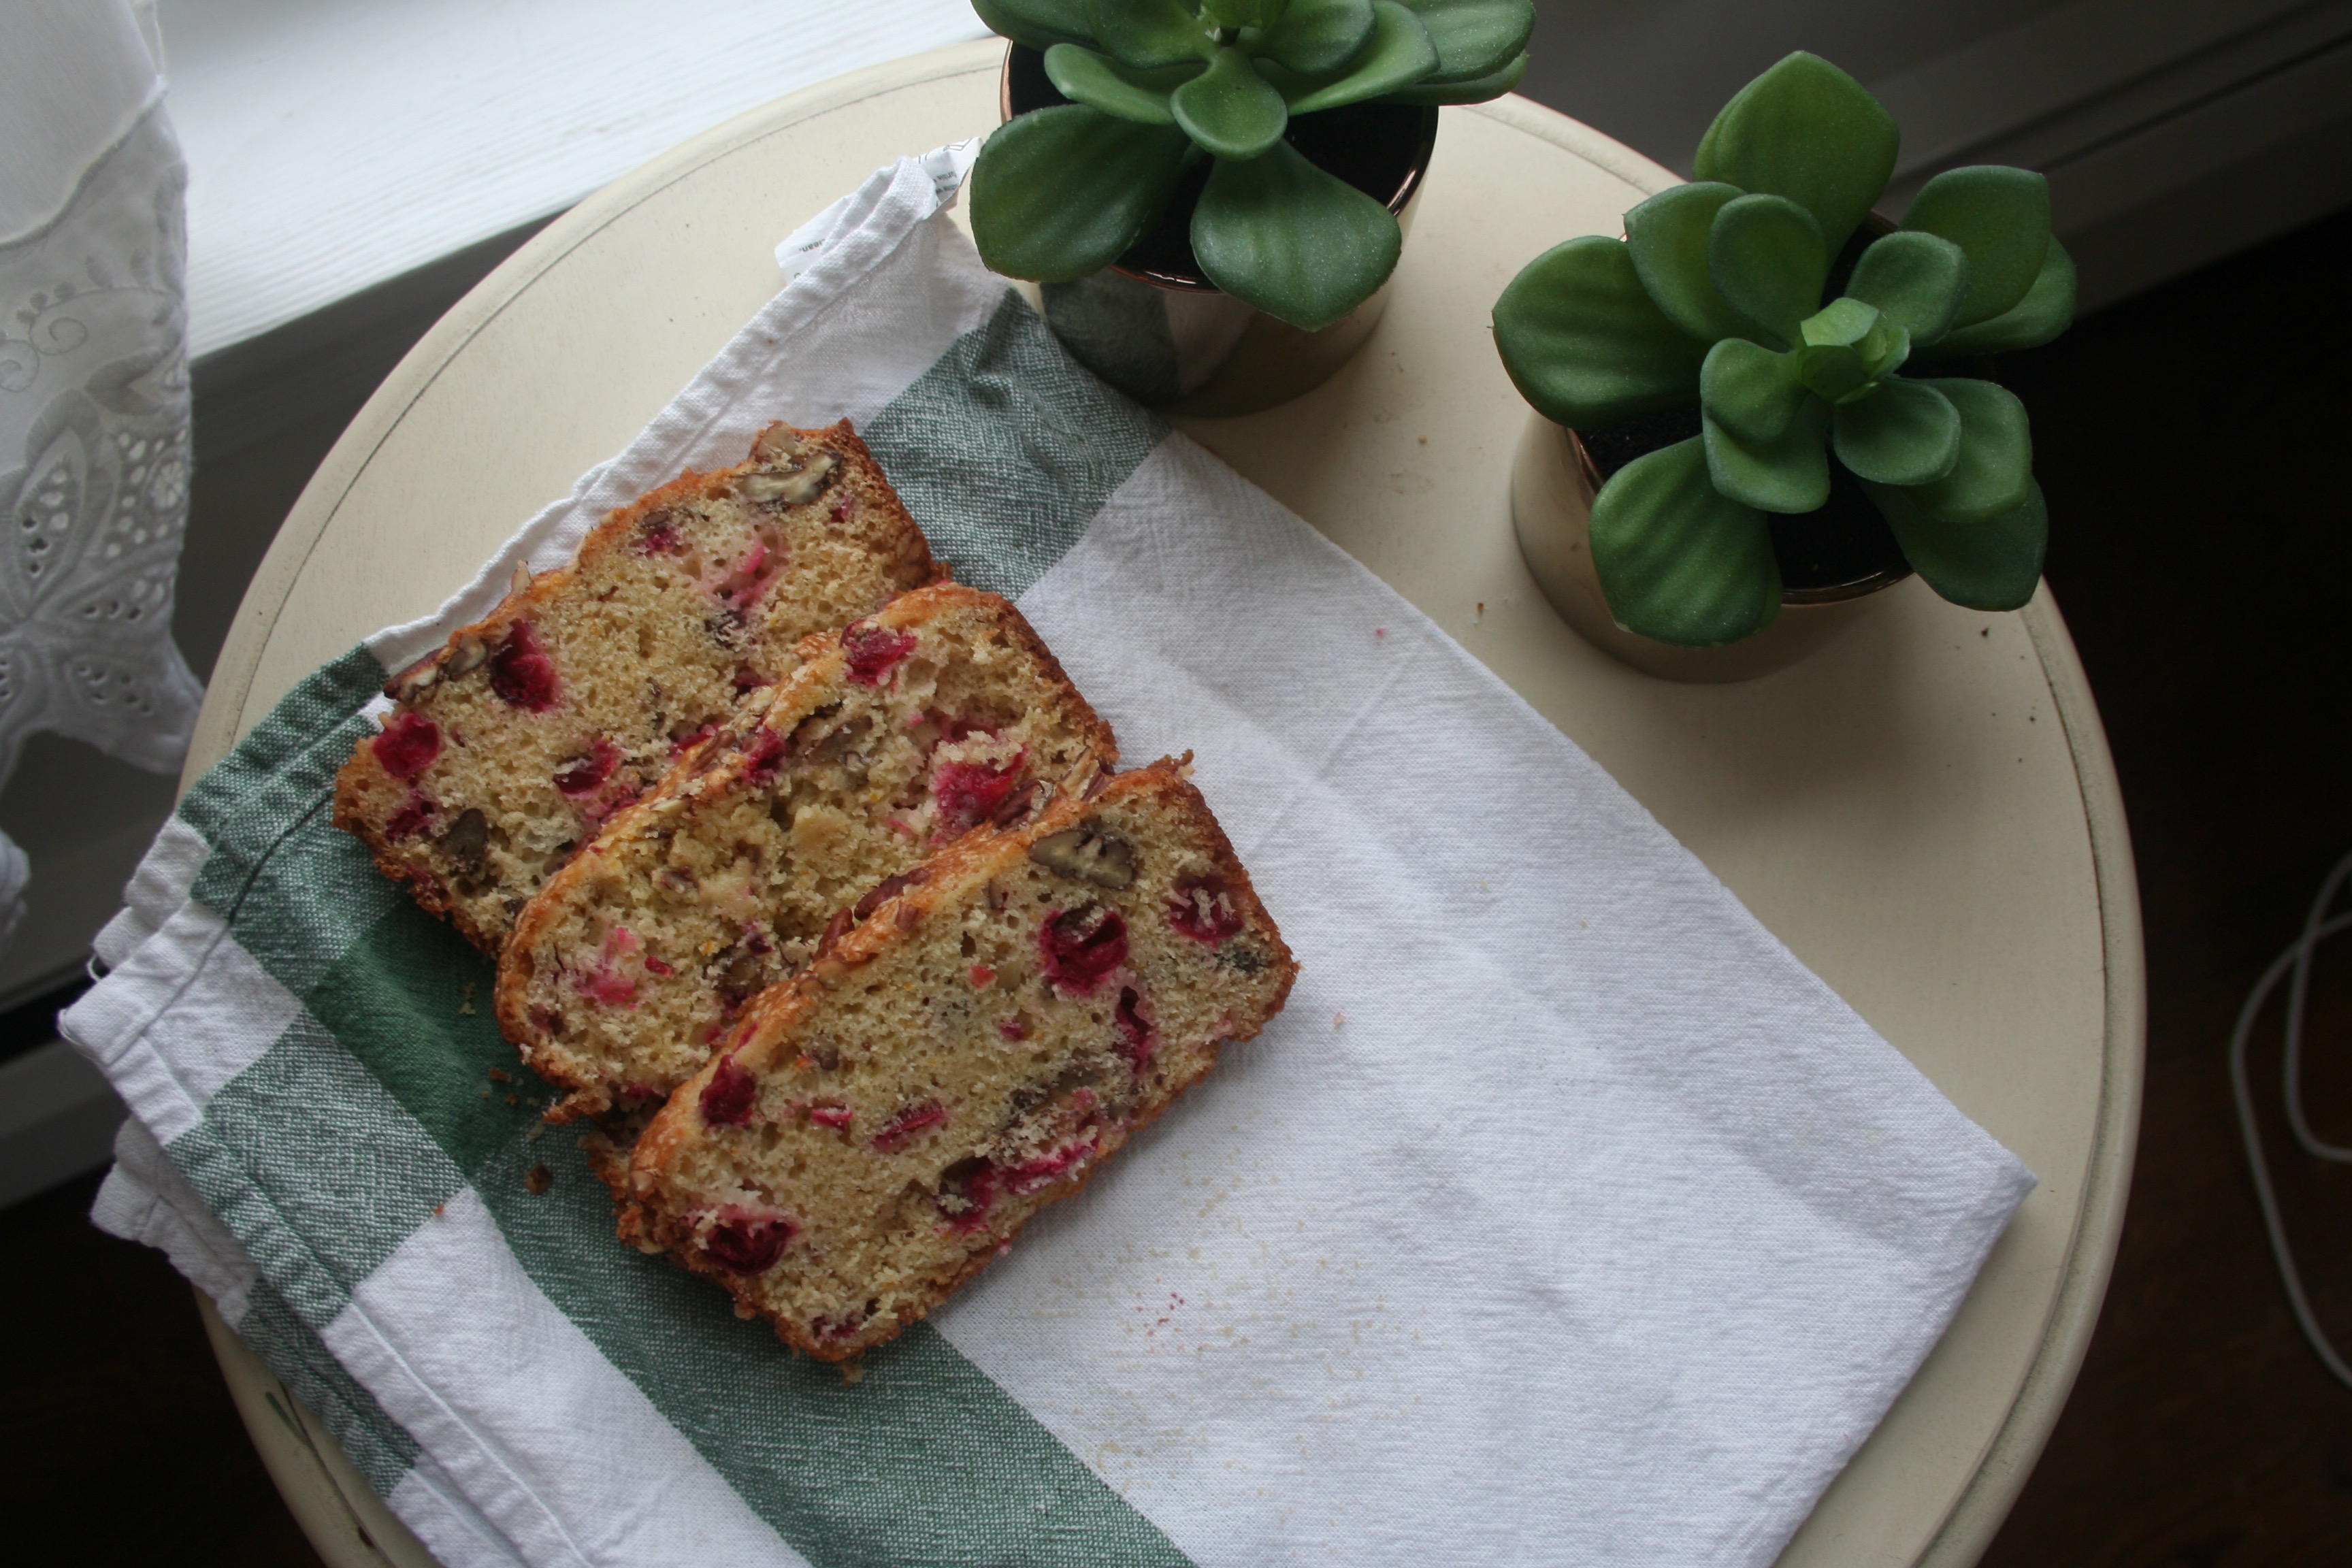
left=460, top=983, right=477, bottom=1017
left=1333, top=1011, right=1345, bottom=1029
left=525, top=1163, right=554, bottom=1195
left=837, top=1360, right=866, bottom=1386
left=487, top=1066, right=508, bottom=1081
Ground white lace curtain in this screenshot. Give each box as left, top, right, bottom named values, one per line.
left=0, top=0, right=205, bottom=955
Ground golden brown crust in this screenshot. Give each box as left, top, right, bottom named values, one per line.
left=618, top=757, right=1296, bottom=1359
left=334, top=420, right=941, bottom=957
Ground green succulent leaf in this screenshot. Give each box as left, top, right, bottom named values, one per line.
left=1045, top=44, right=1193, bottom=124
left=1897, top=377, right=2032, bottom=522
left=1856, top=315, right=1910, bottom=379
left=1173, top=45, right=1290, bottom=157
left=1588, top=436, right=1782, bottom=647
left=1283, top=0, right=1439, bottom=113
left=1492, top=236, right=1708, bottom=428
left=1087, top=0, right=1214, bottom=66
left=1800, top=295, right=1878, bottom=348
left=1624, top=182, right=1757, bottom=347
left=1699, top=336, right=1808, bottom=444
left=1902, top=165, right=2053, bottom=327
left=1869, top=478, right=2047, bottom=610
left=1256, top=0, right=1377, bottom=74
left=1845, top=229, right=1968, bottom=346
left=1831, top=377, right=1961, bottom=485
left=1192, top=137, right=1403, bottom=329
left=1380, top=49, right=1525, bottom=102
left=970, top=106, right=1196, bottom=281
left=1389, top=0, right=1534, bottom=83
left=1709, top=193, right=1827, bottom=343
left=1705, top=396, right=1830, bottom=514
left=975, top=0, right=1098, bottom=50
left=1691, top=51, right=1899, bottom=254
left=1795, top=342, right=1867, bottom=402
left=1927, top=238, right=2076, bottom=357
left=1204, top=0, right=1283, bottom=25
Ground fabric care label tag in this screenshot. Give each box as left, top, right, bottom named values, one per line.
left=67, top=148, right=2033, bottom=1568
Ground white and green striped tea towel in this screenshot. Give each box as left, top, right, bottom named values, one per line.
left=66, top=144, right=2036, bottom=1568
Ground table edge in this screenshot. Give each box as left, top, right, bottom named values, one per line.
left=1910, top=591, right=2146, bottom=1565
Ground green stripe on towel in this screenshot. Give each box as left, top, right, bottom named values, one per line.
left=864, top=292, right=1166, bottom=600
left=148, top=299, right=1195, bottom=1559
left=235, top=1279, right=424, bottom=1497
left=480, top=1129, right=1192, bottom=1568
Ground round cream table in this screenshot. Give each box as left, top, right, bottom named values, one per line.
left=184, top=38, right=2144, bottom=1568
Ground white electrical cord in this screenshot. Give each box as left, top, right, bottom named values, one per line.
left=2230, top=849, right=2352, bottom=1390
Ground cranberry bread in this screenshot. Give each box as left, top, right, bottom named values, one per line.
left=334, top=422, right=939, bottom=953
left=618, top=759, right=1295, bottom=1360
left=496, top=584, right=1118, bottom=1121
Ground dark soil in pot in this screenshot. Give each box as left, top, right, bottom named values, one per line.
left=1005, top=44, right=1439, bottom=289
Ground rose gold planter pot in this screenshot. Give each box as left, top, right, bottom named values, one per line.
left=1000, top=45, right=1436, bottom=416
left=1509, top=412, right=1896, bottom=683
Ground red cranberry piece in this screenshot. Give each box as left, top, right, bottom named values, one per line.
left=1168, top=877, right=1243, bottom=945
left=1002, top=1134, right=1098, bottom=1195
left=841, top=621, right=917, bottom=687
left=715, top=542, right=776, bottom=610
left=872, top=1102, right=948, bottom=1152
left=553, top=737, right=620, bottom=798
left=700, top=1054, right=757, bottom=1126
left=372, top=713, right=441, bottom=779
left=576, top=968, right=636, bottom=1007
left=702, top=1207, right=793, bottom=1273
left=807, top=1102, right=853, bottom=1130
left=634, top=522, right=682, bottom=555
left=1039, top=905, right=1127, bottom=994
left=936, top=1156, right=999, bottom=1234
left=489, top=621, right=559, bottom=711
left=996, top=1017, right=1028, bottom=1041
left=828, top=490, right=856, bottom=525
left=669, top=721, right=719, bottom=760
left=643, top=955, right=674, bottom=977
left=932, top=757, right=1022, bottom=836
left=740, top=726, right=788, bottom=784
left=385, top=796, right=437, bottom=839
left=1113, top=985, right=1155, bottom=1071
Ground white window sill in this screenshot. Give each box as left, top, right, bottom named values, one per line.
left=164, top=0, right=989, bottom=361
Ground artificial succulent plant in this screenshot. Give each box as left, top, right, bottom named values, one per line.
left=970, top=0, right=1534, bottom=329
left=1492, top=52, right=2075, bottom=648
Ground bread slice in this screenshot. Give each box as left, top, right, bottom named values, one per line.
left=333, top=421, right=938, bottom=952
left=617, top=759, right=1296, bottom=1359
left=496, top=584, right=1118, bottom=1121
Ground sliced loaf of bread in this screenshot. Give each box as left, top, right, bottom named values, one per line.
left=496, top=584, right=1117, bottom=1120
left=333, top=422, right=938, bottom=953
left=617, top=759, right=1296, bottom=1359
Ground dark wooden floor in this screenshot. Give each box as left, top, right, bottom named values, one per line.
left=5, top=210, right=2350, bottom=1565
left=1980, top=206, right=2352, bottom=1566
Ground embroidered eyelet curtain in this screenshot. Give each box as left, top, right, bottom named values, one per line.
left=0, top=0, right=205, bottom=954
